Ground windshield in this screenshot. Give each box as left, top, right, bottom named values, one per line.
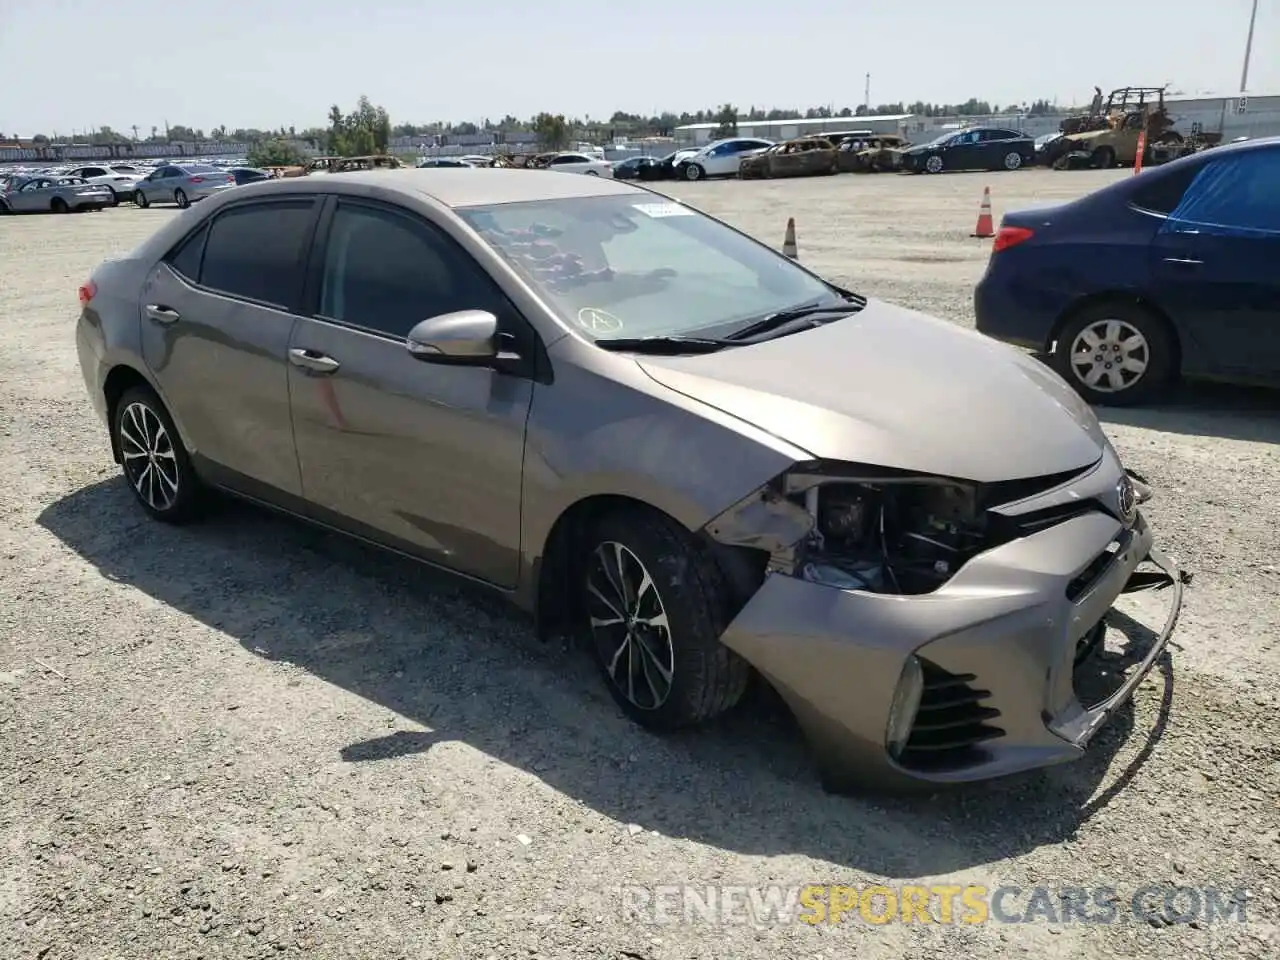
left=458, top=195, right=841, bottom=341
left=922, top=132, right=956, bottom=147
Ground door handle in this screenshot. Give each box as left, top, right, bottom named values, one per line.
left=145, top=304, right=180, bottom=324
left=288, top=348, right=341, bottom=374
left=1162, top=257, right=1203, bottom=266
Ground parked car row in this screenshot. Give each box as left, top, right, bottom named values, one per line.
left=0, top=162, right=274, bottom=214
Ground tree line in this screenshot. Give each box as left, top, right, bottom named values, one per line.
left=23, top=94, right=1070, bottom=149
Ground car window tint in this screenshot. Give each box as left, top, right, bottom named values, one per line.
left=166, top=224, right=210, bottom=281
left=1131, top=163, right=1204, bottom=215
left=318, top=202, right=503, bottom=338
left=199, top=200, right=315, bottom=308
left=1165, top=149, right=1280, bottom=235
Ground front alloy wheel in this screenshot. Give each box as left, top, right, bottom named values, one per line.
left=587, top=541, right=675, bottom=711
left=581, top=509, right=749, bottom=730
left=924, top=155, right=944, bottom=174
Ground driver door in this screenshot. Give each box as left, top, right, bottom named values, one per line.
left=287, top=198, right=535, bottom=587
left=13, top=179, right=50, bottom=212
left=945, top=130, right=983, bottom=169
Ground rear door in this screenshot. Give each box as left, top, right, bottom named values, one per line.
left=139, top=196, right=321, bottom=498
left=1149, top=148, right=1280, bottom=380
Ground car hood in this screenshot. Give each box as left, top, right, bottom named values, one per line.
left=635, top=299, right=1108, bottom=483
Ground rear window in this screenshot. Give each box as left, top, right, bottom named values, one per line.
left=182, top=164, right=219, bottom=174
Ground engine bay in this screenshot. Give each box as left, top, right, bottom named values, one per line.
left=795, top=480, right=990, bottom=594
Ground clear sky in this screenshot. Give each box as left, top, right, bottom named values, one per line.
left=0, top=0, right=1272, bottom=136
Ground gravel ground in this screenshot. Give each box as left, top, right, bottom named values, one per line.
left=2, top=169, right=1279, bottom=960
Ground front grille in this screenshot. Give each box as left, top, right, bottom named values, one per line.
left=1066, top=539, right=1122, bottom=601
left=898, top=660, right=1004, bottom=770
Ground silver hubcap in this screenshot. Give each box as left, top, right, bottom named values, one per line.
left=926, top=156, right=942, bottom=173
left=586, top=541, right=674, bottom=710
left=686, top=165, right=700, bottom=180
left=119, top=402, right=180, bottom=511
left=1068, top=319, right=1150, bottom=393
left=1005, top=152, right=1021, bottom=169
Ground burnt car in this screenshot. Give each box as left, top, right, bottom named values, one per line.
left=0, top=174, right=114, bottom=213
left=836, top=135, right=910, bottom=173
left=1047, top=87, right=1186, bottom=170
left=739, top=137, right=838, bottom=179
left=74, top=169, right=1183, bottom=793
left=900, top=127, right=1036, bottom=173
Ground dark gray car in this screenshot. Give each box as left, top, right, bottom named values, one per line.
left=74, top=170, right=1183, bottom=792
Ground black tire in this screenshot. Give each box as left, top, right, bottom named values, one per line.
left=51, top=197, right=69, bottom=213
left=1049, top=302, right=1176, bottom=407
left=1091, top=146, right=1116, bottom=169
left=174, top=189, right=189, bottom=209
left=107, top=189, right=120, bottom=206
left=581, top=508, right=750, bottom=730
left=112, top=385, right=205, bottom=523
left=135, top=189, right=150, bottom=208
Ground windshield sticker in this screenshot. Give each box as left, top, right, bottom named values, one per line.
left=576, top=308, right=624, bottom=333
left=631, top=202, right=693, bottom=218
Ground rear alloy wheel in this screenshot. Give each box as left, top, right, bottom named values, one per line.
left=174, top=189, right=190, bottom=209
left=113, top=386, right=204, bottom=523
left=684, top=163, right=705, bottom=181
left=924, top=155, right=944, bottom=174
left=51, top=197, right=69, bottom=213
left=582, top=509, right=749, bottom=730
left=1051, top=304, right=1175, bottom=406
left=1003, top=151, right=1023, bottom=170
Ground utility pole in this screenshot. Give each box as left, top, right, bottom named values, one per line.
left=1240, top=0, right=1259, bottom=91
left=864, top=73, right=871, bottom=114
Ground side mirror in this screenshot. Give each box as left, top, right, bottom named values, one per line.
left=405, top=310, right=504, bottom=366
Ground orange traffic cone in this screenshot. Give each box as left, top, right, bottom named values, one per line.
left=971, top=187, right=995, bottom=238
left=782, top=217, right=798, bottom=259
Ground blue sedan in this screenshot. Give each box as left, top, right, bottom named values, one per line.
left=974, top=137, right=1280, bottom=405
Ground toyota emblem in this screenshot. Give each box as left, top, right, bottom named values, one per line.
left=1116, top=475, right=1137, bottom=526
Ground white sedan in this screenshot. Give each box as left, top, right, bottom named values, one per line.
left=64, top=164, right=144, bottom=203
left=543, top=152, right=614, bottom=177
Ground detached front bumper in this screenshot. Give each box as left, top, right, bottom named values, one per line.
left=720, top=508, right=1183, bottom=792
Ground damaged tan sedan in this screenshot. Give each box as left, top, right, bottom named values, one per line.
left=75, top=170, right=1183, bottom=793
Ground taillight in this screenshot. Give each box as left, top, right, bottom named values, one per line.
left=189, top=176, right=205, bottom=183
left=78, top=280, right=97, bottom=305
left=992, top=225, right=1034, bottom=253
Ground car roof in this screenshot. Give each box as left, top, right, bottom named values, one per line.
left=251, top=167, right=642, bottom=208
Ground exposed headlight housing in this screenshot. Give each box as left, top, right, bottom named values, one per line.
left=886, top=655, right=924, bottom=758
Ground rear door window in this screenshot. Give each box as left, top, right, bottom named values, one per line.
left=197, top=199, right=317, bottom=308
left=1131, top=162, right=1207, bottom=215
left=166, top=224, right=210, bottom=281
left=1164, top=149, right=1280, bottom=235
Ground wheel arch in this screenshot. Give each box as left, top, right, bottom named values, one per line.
left=101, top=364, right=182, bottom=464
left=1047, top=292, right=1182, bottom=374
left=531, top=492, right=768, bottom=642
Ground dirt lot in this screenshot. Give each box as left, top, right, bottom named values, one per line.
left=2, top=168, right=1278, bottom=960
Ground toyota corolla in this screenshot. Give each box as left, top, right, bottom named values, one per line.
left=74, top=169, right=1183, bottom=792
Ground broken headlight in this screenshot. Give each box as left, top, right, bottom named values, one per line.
left=704, top=463, right=994, bottom=596
left=786, top=468, right=988, bottom=595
